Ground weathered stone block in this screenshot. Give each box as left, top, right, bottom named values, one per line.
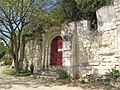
left=117, top=77, right=120, bottom=82
left=89, top=61, right=100, bottom=66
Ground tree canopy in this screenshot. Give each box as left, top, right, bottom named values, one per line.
left=53, top=0, right=113, bottom=28
left=0, top=0, right=55, bottom=73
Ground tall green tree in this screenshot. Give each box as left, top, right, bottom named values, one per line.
left=0, top=0, right=60, bottom=73
left=56, top=0, right=113, bottom=28
left=0, top=0, right=35, bottom=73
left=75, top=0, right=113, bottom=28
left=0, top=0, right=51, bottom=73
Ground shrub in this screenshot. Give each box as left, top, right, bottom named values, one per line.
left=3, top=68, right=16, bottom=76
left=55, top=69, right=69, bottom=79
left=107, top=67, right=120, bottom=82
left=63, top=75, right=72, bottom=84
left=55, top=68, right=72, bottom=84
left=17, top=69, right=31, bottom=76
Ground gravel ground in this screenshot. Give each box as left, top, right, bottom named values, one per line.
left=0, top=66, right=118, bottom=90
left=0, top=66, right=84, bottom=90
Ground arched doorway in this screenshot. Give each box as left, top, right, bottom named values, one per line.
left=50, top=36, right=62, bottom=66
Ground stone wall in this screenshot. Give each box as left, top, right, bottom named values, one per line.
left=91, top=0, right=120, bottom=75
left=61, top=21, right=99, bottom=76
left=24, top=0, right=120, bottom=77
left=61, top=0, right=120, bottom=76
left=90, top=0, right=120, bottom=75
left=24, top=40, right=42, bottom=73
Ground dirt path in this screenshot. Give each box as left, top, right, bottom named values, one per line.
left=0, top=66, right=118, bottom=90
left=0, top=66, right=85, bottom=90
left=0, top=66, right=7, bottom=76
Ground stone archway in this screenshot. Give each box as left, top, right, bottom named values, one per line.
left=42, top=30, right=63, bottom=69
left=50, top=36, right=62, bottom=66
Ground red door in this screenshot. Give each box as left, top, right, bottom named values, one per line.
left=50, top=36, right=62, bottom=66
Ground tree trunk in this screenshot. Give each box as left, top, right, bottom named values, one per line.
left=13, top=54, right=20, bottom=74
left=19, top=35, right=25, bottom=70
left=14, top=33, right=20, bottom=73
left=11, top=41, right=20, bottom=73
left=11, top=31, right=20, bottom=74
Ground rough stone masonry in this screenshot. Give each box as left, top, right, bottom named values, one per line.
left=24, top=0, right=120, bottom=78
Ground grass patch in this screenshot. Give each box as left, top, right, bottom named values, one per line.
left=3, top=68, right=16, bottom=76
left=3, top=68, right=31, bottom=76
left=17, top=69, right=31, bottom=76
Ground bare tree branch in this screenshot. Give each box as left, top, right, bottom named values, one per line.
left=0, top=29, right=11, bottom=39
left=0, top=6, right=14, bottom=30
left=0, top=19, right=11, bottom=33
left=0, top=28, right=9, bottom=33
left=0, top=37, right=9, bottom=48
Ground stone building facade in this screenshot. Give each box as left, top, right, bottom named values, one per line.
left=24, top=0, right=120, bottom=77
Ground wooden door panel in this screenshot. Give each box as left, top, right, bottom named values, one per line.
left=50, top=36, right=62, bottom=66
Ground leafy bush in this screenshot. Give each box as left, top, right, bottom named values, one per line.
left=107, top=67, right=120, bottom=82
left=63, top=75, right=72, bottom=84
left=101, top=78, right=110, bottom=85
left=17, top=69, right=31, bottom=76
left=55, top=69, right=69, bottom=79
left=55, top=68, right=72, bottom=84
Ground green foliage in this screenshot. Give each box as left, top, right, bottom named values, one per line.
left=56, top=0, right=113, bottom=28
left=96, top=67, right=120, bottom=85
left=58, top=0, right=80, bottom=22
left=101, top=78, right=110, bottom=85
left=17, top=69, right=31, bottom=76
left=0, top=42, right=5, bottom=53
left=55, top=68, right=72, bottom=84
left=107, top=68, right=120, bottom=82
left=0, top=42, right=10, bottom=63
left=55, top=69, right=69, bottom=79
left=3, top=68, right=16, bottom=76
left=3, top=68, right=31, bottom=76
left=0, top=0, right=36, bottom=73
left=0, top=41, right=11, bottom=65
left=63, top=75, right=72, bottom=84
left=24, top=0, right=62, bottom=42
